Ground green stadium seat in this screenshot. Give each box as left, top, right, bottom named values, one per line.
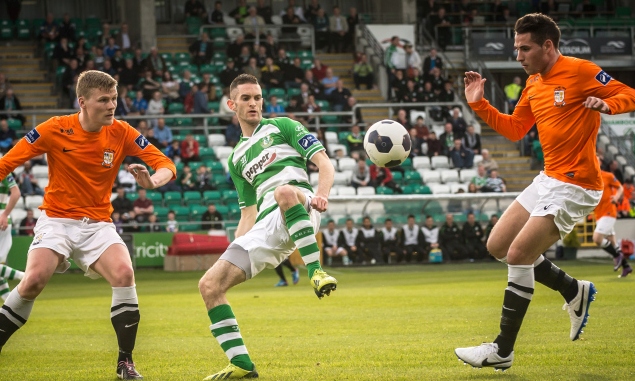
left=206, top=116, right=220, bottom=126
left=216, top=205, right=229, bottom=218
left=208, top=161, right=224, bottom=173
left=401, top=158, right=413, bottom=170
left=173, top=52, right=190, bottom=63
left=212, top=37, right=226, bottom=49
left=200, top=147, right=216, bottom=161
left=320, top=115, right=339, bottom=124
left=146, top=191, right=163, bottom=204
left=188, top=161, right=203, bottom=172
left=616, top=6, right=631, bottom=18
left=160, top=52, right=172, bottom=61
left=424, top=200, right=444, bottom=215
left=376, top=186, right=394, bottom=195
left=186, top=16, right=203, bottom=35
left=433, top=213, right=446, bottom=223
left=154, top=206, right=170, bottom=219
left=404, top=170, right=421, bottom=184
left=391, top=171, right=403, bottom=183
left=268, top=88, right=286, bottom=98
left=183, top=191, right=203, bottom=205
left=15, top=19, right=30, bottom=39
left=228, top=204, right=241, bottom=219
left=167, top=102, right=184, bottom=114
left=453, top=213, right=467, bottom=223
left=127, top=192, right=139, bottom=202
left=337, top=217, right=350, bottom=225
left=189, top=204, right=207, bottom=219
left=0, top=20, right=14, bottom=40
left=171, top=205, right=191, bottom=222
left=212, top=174, right=229, bottom=190
left=210, top=28, right=226, bottom=38
left=297, top=50, right=313, bottom=59
left=199, top=64, right=215, bottom=75
left=193, top=135, right=207, bottom=146
left=163, top=191, right=182, bottom=207
left=173, top=117, right=193, bottom=126
left=203, top=190, right=222, bottom=203
left=222, top=190, right=239, bottom=204
left=180, top=223, right=200, bottom=231
left=402, top=185, right=415, bottom=195
left=316, top=99, right=330, bottom=111
left=414, top=185, right=432, bottom=194
left=6, top=118, right=22, bottom=130
left=287, top=87, right=301, bottom=98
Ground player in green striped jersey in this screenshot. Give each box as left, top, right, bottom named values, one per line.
left=198, top=74, right=337, bottom=379
left=0, top=174, right=25, bottom=301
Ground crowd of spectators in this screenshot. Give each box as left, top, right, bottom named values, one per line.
left=321, top=212, right=499, bottom=265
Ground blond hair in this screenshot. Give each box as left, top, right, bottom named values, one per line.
left=76, top=70, right=118, bottom=99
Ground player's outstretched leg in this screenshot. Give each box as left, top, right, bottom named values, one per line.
left=0, top=264, right=25, bottom=301
left=274, top=264, right=288, bottom=287
left=533, top=255, right=597, bottom=340
left=111, top=286, right=143, bottom=380
left=0, top=288, right=34, bottom=353
left=199, top=259, right=258, bottom=380
left=275, top=185, right=337, bottom=299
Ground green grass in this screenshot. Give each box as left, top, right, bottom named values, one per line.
left=0, top=260, right=633, bottom=380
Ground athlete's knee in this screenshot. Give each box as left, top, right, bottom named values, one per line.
left=486, top=236, right=508, bottom=259
left=199, top=267, right=224, bottom=300
left=592, top=233, right=604, bottom=246
left=274, top=185, right=301, bottom=209
left=506, top=246, right=533, bottom=265
left=110, top=263, right=135, bottom=287
left=18, top=272, right=48, bottom=299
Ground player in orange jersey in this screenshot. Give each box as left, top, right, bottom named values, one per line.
left=592, top=157, right=631, bottom=277
left=455, top=13, right=635, bottom=370
left=0, top=71, right=176, bottom=380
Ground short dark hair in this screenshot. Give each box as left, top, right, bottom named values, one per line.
left=407, top=214, right=415, bottom=219
left=346, top=218, right=353, bottom=223
left=425, top=215, right=432, bottom=219
left=229, top=73, right=260, bottom=98
left=385, top=218, right=392, bottom=223
left=467, top=212, right=475, bottom=217
left=515, top=13, right=560, bottom=48
left=327, top=219, right=334, bottom=224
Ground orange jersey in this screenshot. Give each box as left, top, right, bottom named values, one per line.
left=469, top=55, right=635, bottom=190
left=594, top=171, right=621, bottom=219
left=0, top=113, right=176, bottom=221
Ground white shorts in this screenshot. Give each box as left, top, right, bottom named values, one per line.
left=228, top=190, right=321, bottom=279
left=0, top=224, right=12, bottom=263
left=516, top=172, right=602, bottom=240
left=29, top=211, right=126, bottom=279
left=594, top=216, right=616, bottom=236
left=325, top=246, right=346, bottom=256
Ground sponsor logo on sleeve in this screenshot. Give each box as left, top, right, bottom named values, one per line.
left=298, top=134, right=318, bottom=149
left=595, top=70, right=612, bottom=86
left=135, top=134, right=150, bottom=149
left=25, top=129, right=41, bottom=144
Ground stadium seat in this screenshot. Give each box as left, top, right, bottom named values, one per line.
left=0, top=20, right=13, bottom=40
left=228, top=203, right=241, bottom=219
left=338, top=186, right=356, bottom=196
left=10, top=209, right=26, bottom=228
left=449, top=183, right=466, bottom=193
left=376, top=186, right=393, bottom=195
left=203, top=190, right=222, bottom=203
left=146, top=191, right=163, bottom=204
left=337, top=157, right=356, bottom=172
left=429, top=184, right=451, bottom=194
left=325, top=131, right=338, bottom=144
left=309, top=172, right=319, bottom=186
left=316, top=99, right=330, bottom=111
left=357, top=186, right=376, bottom=196
left=431, top=156, right=450, bottom=169
left=401, top=158, right=413, bottom=170
left=171, top=205, right=191, bottom=222
left=199, top=147, right=216, bottom=161
left=320, top=115, right=339, bottom=124
left=420, top=169, right=441, bottom=184
left=214, top=146, right=233, bottom=161
left=207, top=134, right=226, bottom=147
left=188, top=161, right=203, bottom=172
left=6, top=118, right=21, bottom=130
left=404, top=170, right=422, bottom=185
left=412, top=156, right=431, bottom=169
left=440, top=169, right=460, bottom=184
left=183, top=191, right=203, bottom=205
left=32, top=165, right=49, bottom=179
left=413, top=184, right=432, bottom=194
left=212, top=174, right=231, bottom=190
left=391, top=171, right=403, bottom=184
left=163, top=191, right=182, bottom=207
left=327, top=143, right=347, bottom=157
left=473, top=154, right=483, bottom=165
left=25, top=195, right=44, bottom=209
left=207, top=161, right=225, bottom=173
left=15, top=19, right=30, bottom=39
left=222, top=190, right=238, bottom=204
left=167, top=102, right=185, bottom=114
left=459, top=169, right=477, bottom=183
left=193, top=135, right=207, bottom=146
left=333, top=172, right=349, bottom=186
left=127, top=192, right=140, bottom=202
left=189, top=204, right=208, bottom=219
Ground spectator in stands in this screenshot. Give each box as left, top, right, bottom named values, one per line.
left=261, top=57, right=283, bottom=89
left=202, top=204, right=223, bottom=230
left=39, top=12, right=59, bottom=43
left=328, top=6, right=348, bottom=53
left=133, top=188, right=154, bottom=222
left=321, top=68, right=339, bottom=96
left=484, top=214, right=498, bottom=243
left=303, top=94, right=321, bottom=124
left=145, top=213, right=162, bottom=232
left=484, top=169, right=505, bottom=193
left=124, top=211, right=144, bottom=232
left=166, top=139, right=182, bottom=163
left=254, top=0, right=272, bottom=24
left=450, top=138, right=474, bottom=169
left=471, top=163, right=487, bottom=191
left=132, top=48, right=146, bottom=74
left=281, top=0, right=306, bottom=21
left=133, top=90, right=148, bottom=114
left=390, top=70, right=407, bottom=101
left=219, top=58, right=242, bottom=88
left=310, top=58, right=328, bottom=81
left=114, top=91, right=130, bottom=117
left=408, top=128, right=424, bottom=157
left=0, top=73, right=8, bottom=98
left=302, top=70, right=323, bottom=99
left=423, top=48, right=443, bottom=79
left=383, top=228, right=410, bottom=266
left=462, top=124, right=481, bottom=155
left=429, top=7, right=452, bottom=50
left=439, top=214, right=467, bottom=260
left=400, top=215, right=425, bottom=263
left=229, top=0, right=249, bottom=24
left=610, top=159, right=624, bottom=184
left=404, top=43, right=422, bottom=76
left=189, top=32, right=214, bottom=67
left=144, top=47, right=167, bottom=78
left=18, top=162, right=43, bottom=196
left=100, top=22, right=113, bottom=46
left=438, top=81, right=454, bottom=105
left=370, top=163, right=403, bottom=193
left=439, top=122, right=455, bottom=156
left=180, top=134, right=200, bottom=164
left=311, top=7, right=329, bottom=50
left=166, top=211, right=179, bottom=232
left=420, top=81, right=437, bottom=104
left=280, top=6, right=301, bottom=50
left=193, top=83, right=212, bottom=119
left=243, top=6, right=266, bottom=39
left=420, top=215, right=438, bottom=255
left=18, top=209, right=37, bottom=236
left=0, top=119, right=18, bottom=152
left=384, top=36, right=402, bottom=98
left=346, top=7, right=359, bottom=52
left=146, top=91, right=165, bottom=128
left=400, top=79, right=421, bottom=104
left=58, top=13, right=76, bottom=42
left=196, top=164, right=214, bottom=191
left=342, top=96, right=363, bottom=125
left=112, top=186, right=134, bottom=215
left=116, top=23, right=132, bottom=51
left=179, top=164, right=196, bottom=190
left=448, top=107, right=467, bottom=137
left=477, top=148, right=498, bottom=172
left=339, top=218, right=360, bottom=263
left=463, top=212, right=487, bottom=261
left=53, top=37, right=75, bottom=68
left=227, top=34, right=247, bottom=62
left=101, top=59, right=117, bottom=77
left=504, top=76, right=523, bottom=113
left=118, top=162, right=137, bottom=192
left=226, top=115, right=241, bottom=147
left=153, top=118, right=173, bottom=149
left=575, top=0, right=596, bottom=18
left=209, top=1, right=225, bottom=24
left=243, top=57, right=262, bottom=82
left=0, top=88, right=24, bottom=126
left=305, top=0, right=322, bottom=23
left=278, top=57, right=301, bottom=89
left=351, top=159, right=370, bottom=189
left=413, top=116, right=429, bottom=139
left=346, top=124, right=365, bottom=159
left=161, top=71, right=180, bottom=103
left=177, top=70, right=194, bottom=101
left=358, top=217, right=381, bottom=265
left=429, top=67, right=445, bottom=93
left=329, top=80, right=351, bottom=112
left=266, top=95, right=285, bottom=115
left=112, top=211, right=124, bottom=234
left=113, top=49, right=126, bottom=72
left=353, top=53, right=374, bottom=90
left=118, top=59, right=138, bottom=90
left=103, top=37, right=120, bottom=59
left=140, top=70, right=162, bottom=100
left=394, top=108, right=412, bottom=131
left=185, top=0, right=208, bottom=20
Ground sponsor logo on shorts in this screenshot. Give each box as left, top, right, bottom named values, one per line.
left=32, top=233, right=45, bottom=246
left=543, top=204, right=553, bottom=210
left=298, top=134, right=318, bottom=149
left=25, top=129, right=41, bottom=144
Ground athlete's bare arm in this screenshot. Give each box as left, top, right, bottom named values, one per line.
left=309, top=150, right=333, bottom=213
left=234, top=205, right=257, bottom=238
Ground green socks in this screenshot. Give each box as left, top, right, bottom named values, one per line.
left=284, top=204, right=322, bottom=278
left=208, top=304, right=254, bottom=371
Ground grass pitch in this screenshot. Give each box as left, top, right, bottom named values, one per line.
left=0, top=260, right=633, bottom=380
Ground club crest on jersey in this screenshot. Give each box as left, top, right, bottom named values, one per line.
left=102, top=149, right=115, bottom=168
left=553, top=86, right=566, bottom=107
left=260, top=134, right=274, bottom=148
left=295, top=124, right=309, bottom=136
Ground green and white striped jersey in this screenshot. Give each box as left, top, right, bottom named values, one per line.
left=228, top=117, right=324, bottom=221
left=0, top=174, right=18, bottom=225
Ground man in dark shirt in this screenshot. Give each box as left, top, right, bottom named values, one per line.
left=329, top=80, right=351, bottom=112
left=462, top=212, right=488, bottom=261
left=202, top=204, right=223, bottom=230
left=219, top=59, right=243, bottom=88
left=133, top=188, right=154, bottom=222
left=256, top=0, right=273, bottom=24
left=209, top=1, right=225, bottom=24
left=439, top=214, right=467, bottom=261
left=189, top=32, right=214, bottom=67
left=185, top=0, right=207, bottom=20
left=18, top=209, right=37, bottom=236
left=111, top=186, right=133, bottom=215
left=58, top=13, right=76, bottom=42
left=283, top=57, right=305, bottom=89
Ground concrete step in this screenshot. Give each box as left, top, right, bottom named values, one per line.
left=483, top=143, right=519, bottom=152
left=7, top=71, right=48, bottom=83
left=490, top=150, right=521, bottom=158
left=1, top=64, right=41, bottom=73
left=497, top=164, right=535, bottom=172
left=19, top=95, right=58, bottom=103
left=493, top=156, right=532, bottom=164
left=0, top=57, right=39, bottom=66
left=21, top=100, right=58, bottom=108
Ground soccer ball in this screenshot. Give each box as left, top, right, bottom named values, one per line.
left=363, top=120, right=411, bottom=167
